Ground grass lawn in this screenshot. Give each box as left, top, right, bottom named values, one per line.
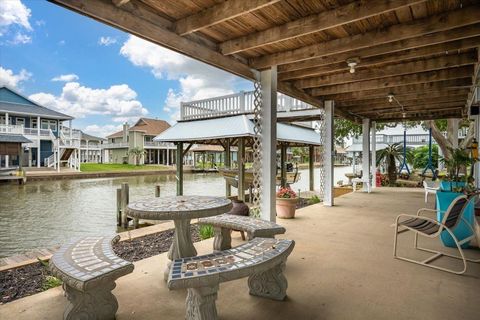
left=80, top=163, right=171, bottom=172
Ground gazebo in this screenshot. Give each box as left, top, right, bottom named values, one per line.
left=49, top=0, right=480, bottom=222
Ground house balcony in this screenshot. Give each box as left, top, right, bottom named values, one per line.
left=102, top=142, right=129, bottom=149
left=144, top=141, right=175, bottom=148
left=0, top=124, right=24, bottom=135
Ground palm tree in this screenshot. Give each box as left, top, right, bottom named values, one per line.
left=376, top=143, right=403, bottom=187
left=129, top=147, right=146, bottom=166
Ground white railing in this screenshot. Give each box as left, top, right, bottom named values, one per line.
left=0, top=124, right=24, bottom=134
left=44, top=153, right=56, bottom=168
left=60, top=127, right=82, bottom=140
left=180, top=91, right=316, bottom=120
left=102, top=142, right=129, bottom=148
left=144, top=141, right=174, bottom=148
left=23, top=127, right=52, bottom=137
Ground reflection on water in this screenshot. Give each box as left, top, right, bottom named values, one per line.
left=0, top=166, right=351, bottom=257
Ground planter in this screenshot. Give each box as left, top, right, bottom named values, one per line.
left=439, top=180, right=466, bottom=192
left=435, top=191, right=474, bottom=248
left=276, top=198, right=298, bottom=219
left=228, top=199, right=249, bottom=216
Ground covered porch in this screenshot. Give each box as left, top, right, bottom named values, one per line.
left=2, top=188, right=479, bottom=319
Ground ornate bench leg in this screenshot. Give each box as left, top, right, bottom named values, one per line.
left=186, top=285, right=219, bottom=320
left=63, top=281, right=118, bottom=320
left=248, top=261, right=288, bottom=301
left=213, top=227, right=231, bottom=251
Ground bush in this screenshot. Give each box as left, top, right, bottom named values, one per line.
left=412, top=145, right=438, bottom=169
left=309, top=195, right=321, bottom=205
left=42, top=275, right=62, bottom=291
left=199, top=224, right=215, bottom=240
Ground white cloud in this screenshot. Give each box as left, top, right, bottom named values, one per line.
left=83, top=124, right=122, bottom=138
left=98, top=36, right=117, bottom=46
left=29, top=82, right=149, bottom=121
left=35, top=20, right=45, bottom=27
left=58, top=40, right=65, bottom=46
left=0, top=66, right=31, bottom=89
left=51, top=74, right=79, bottom=82
left=0, top=0, right=32, bottom=36
left=120, top=35, right=250, bottom=121
left=8, top=32, right=31, bottom=44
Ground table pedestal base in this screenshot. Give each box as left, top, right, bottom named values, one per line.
left=164, top=219, right=197, bottom=280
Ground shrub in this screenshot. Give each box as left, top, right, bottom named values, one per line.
left=199, top=224, right=215, bottom=240
left=42, top=276, right=62, bottom=291
left=309, top=195, right=321, bottom=205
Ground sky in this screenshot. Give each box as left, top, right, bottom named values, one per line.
left=0, top=0, right=253, bottom=137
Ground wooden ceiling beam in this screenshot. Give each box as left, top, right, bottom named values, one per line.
left=175, top=0, right=280, bottom=36
left=310, top=65, right=473, bottom=96
left=279, top=36, right=480, bottom=81
left=251, top=6, right=480, bottom=69
left=295, top=52, right=476, bottom=89
left=220, top=0, right=425, bottom=55
left=374, top=111, right=463, bottom=122
left=278, top=25, right=480, bottom=74
left=344, top=97, right=468, bottom=112
left=319, top=78, right=473, bottom=101
left=337, top=90, right=469, bottom=107
left=358, top=104, right=464, bottom=115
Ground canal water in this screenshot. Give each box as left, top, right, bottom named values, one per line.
left=0, top=166, right=351, bottom=258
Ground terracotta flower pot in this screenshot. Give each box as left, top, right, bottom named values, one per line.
left=276, top=197, right=298, bottom=219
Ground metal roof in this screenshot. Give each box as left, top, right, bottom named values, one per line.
left=0, top=134, right=32, bottom=143
left=154, top=115, right=320, bottom=146
left=0, top=102, right=74, bottom=120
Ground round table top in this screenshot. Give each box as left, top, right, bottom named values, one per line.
left=125, top=195, right=232, bottom=220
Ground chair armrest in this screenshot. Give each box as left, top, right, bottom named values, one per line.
left=416, top=208, right=438, bottom=217
left=395, top=213, right=445, bottom=228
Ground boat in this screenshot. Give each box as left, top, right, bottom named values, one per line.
left=0, top=167, right=19, bottom=176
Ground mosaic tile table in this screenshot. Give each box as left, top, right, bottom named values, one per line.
left=49, top=235, right=134, bottom=320
left=167, top=237, right=295, bottom=320
left=126, top=195, right=232, bottom=280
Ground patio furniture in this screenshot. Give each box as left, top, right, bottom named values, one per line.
left=393, top=195, right=480, bottom=274
left=49, top=235, right=134, bottom=320
left=423, top=180, right=439, bottom=203
left=352, top=177, right=371, bottom=193
left=198, top=213, right=286, bottom=251
left=125, top=195, right=232, bottom=280
left=167, top=237, right=295, bottom=320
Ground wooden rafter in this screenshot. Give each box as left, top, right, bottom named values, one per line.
left=295, top=53, right=477, bottom=89
left=279, top=37, right=480, bottom=81
left=310, top=66, right=473, bottom=96
left=220, top=0, right=425, bottom=55
left=343, top=97, right=468, bottom=112
left=175, top=0, right=281, bottom=36
left=251, top=7, right=480, bottom=69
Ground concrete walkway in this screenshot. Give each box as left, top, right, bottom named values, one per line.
left=1, top=188, right=479, bottom=319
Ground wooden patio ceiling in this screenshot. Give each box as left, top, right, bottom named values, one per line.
left=49, top=0, right=480, bottom=123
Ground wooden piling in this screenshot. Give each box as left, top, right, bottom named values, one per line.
left=121, top=183, right=129, bottom=228
left=116, top=188, right=122, bottom=226
left=155, top=185, right=161, bottom=197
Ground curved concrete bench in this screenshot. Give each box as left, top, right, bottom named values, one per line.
left=49, top=235, right=134, bottom=320
left=168, top=237, right=295, bottom=320
left=198, top=214, right=286, bottom=251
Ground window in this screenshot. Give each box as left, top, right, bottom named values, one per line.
left=41, top=119, right=57, bottom=131
left=0, top=116, right=4, bottom=125
left=31, top=118, right=37, bottom=128
left=16, top=118, right=25, bottom=126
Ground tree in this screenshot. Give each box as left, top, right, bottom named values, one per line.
left=376, top=143, right=403, bottom=187
left=128, top=147, right=146, bottom=165
left=412, top=145, right=439, bottom=169
left=424, top=119, right=474, bottom=160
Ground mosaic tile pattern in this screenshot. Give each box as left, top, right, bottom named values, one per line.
left=198, top=214, right=286, bottom=237
left=49, top=235, right=134, bottom=291
left=126, top=196, right=232, bottom=220
left=168, top=238, right=294, bottom=289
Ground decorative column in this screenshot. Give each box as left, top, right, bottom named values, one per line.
left=322, top=100, right=334, bottom=206
left=37, top=116, right=41, bottom=168
left=475, top=115, right=480, bottom=189
left=167, top=148, right=170, bottom=166
left=259, top=67, right=277, bottom=222
left=176, top=142, right=184, bottom=196
left=362, top=118, right=371, bottom=191
left=280, top=143, right=287, bottom=188
left=370, top=121, right=377, bottom=189
left=238, top=138, right=245, bottom=202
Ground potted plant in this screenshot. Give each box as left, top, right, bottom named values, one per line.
left=436, top=147, right=475, bottom=248
left=276, top=186, right=298, bottom=219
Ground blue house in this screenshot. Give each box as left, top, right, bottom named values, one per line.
left=0, top=86, right=80, bottom=169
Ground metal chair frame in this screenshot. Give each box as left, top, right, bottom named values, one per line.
left=393, top=195, right=480, bottom=274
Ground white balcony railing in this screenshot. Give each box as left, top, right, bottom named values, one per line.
left=102, top=142, right=129, bottom=148
left=180, top=91, right=316, bottom=121
left=0, top=124, right=24, bottom=134
left=144, top=141, right=174, bottom=148
left=23, top=127, right=53, bottom=137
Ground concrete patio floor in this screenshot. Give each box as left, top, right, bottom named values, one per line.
left=1, top=187, right=479, bottom=319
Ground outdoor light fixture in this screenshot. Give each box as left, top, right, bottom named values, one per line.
left=346, top=57, right=360, bottom=74
left=388, top=93, right=395, bottom=103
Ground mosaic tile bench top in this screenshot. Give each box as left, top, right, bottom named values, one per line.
left=199, top=214, right=286, bottom=237
left=49, top=235, right=134, bottom=291
left=167, top=238, right=295, bottom=290
left=126, top=196, right=232, bottom=220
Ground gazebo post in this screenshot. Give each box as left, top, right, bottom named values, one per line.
left=323, top=100, right=334, bottom=206
left=309, top=145, right=314, bottom=191
left=280, top=143, right=287, bottom=187
left=225, top=139, right=231, bottom=197
left=238, top=138, right=245, bottom=202
left=362, top=118, right=371, bottom=192
left=176, top=142, right=184, bottom=196
left=475, top=114, right=480, bottom=189
left=259, top=67, right=278, bottom=222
